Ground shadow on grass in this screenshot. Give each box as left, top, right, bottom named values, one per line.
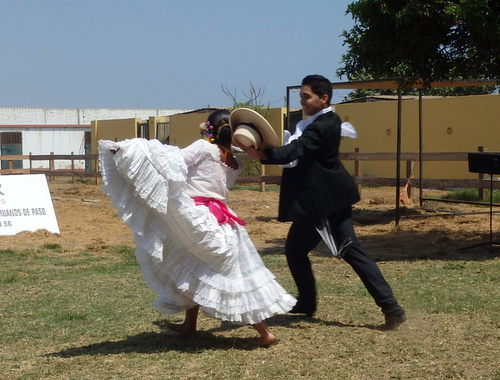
left=254, top=208, right=500, bottom=261
left=47, top=313, right=392, bottom=358
left=48, top=330, right=267, bottom=357
left=264, top=314, right=386, bottom=332
left=259, top=239, right=286, bottom=256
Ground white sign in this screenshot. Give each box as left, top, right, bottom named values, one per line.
left=0, top=174, right=60, bottom=235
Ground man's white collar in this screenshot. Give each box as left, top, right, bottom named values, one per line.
left=280, top=106, right=357, bottom=168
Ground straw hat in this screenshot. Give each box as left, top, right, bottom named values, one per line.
left=230, top=108, right=279, bottom=150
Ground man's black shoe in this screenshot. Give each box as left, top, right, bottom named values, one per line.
left=289, top=303, right=316, bottom=318
left=383, top=306, right=407, bottom=330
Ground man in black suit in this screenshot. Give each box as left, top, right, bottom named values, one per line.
left=247, top=74, right=406, bottom=329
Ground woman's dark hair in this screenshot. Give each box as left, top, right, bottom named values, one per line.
left=302, top=74, right=332, bottom=104
left=208, top=109, right=231, bottom=146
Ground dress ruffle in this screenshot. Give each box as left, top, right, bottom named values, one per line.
left=99, top=138, right=295, bottom=324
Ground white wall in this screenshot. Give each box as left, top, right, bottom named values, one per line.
left=0, top=107, right=191, bottom=170
left=0, top=126, right=88, bottom=169
left=0, top=107, right=189, bottom=125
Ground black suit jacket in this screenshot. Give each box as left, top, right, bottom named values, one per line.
left=262, top=110, right=360, bottom=222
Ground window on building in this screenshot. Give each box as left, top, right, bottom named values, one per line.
left=137, top=122, right=149, bottom=139
left=156, top=122, right=170, bottom=144
left=84, top=131, right=92, bottom=171
left=1, top=132, right=23, bottom=169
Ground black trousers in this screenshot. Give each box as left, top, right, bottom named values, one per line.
left=284, top=207, right=398, bottom=312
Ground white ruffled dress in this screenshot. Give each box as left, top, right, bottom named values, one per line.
left=99, top=138, right=296, bottom=325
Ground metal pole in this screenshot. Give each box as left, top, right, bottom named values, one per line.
left=489, top=173, right=494, bottom=253
left=286, top=86, right=291, bottom=132
left=418, top=89, right=423, bottom=207
left=395, top=89, right=402, bottom=227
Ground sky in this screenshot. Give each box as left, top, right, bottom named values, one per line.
left=0, top=0, right=355, bottom=110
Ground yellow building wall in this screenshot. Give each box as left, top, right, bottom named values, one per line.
left=89, top=97, right=499, bottom=182
left=261, top=107, right=286, bottom=176
left=168, top=110, right=214, bottom=148
left=168, top=108, right=286, bottom=176
left=90, top=118, right=142, bottom=154
left=335, top=94, right=500, bottom=179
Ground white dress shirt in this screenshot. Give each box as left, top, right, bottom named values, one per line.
left=280, top=106, right=357, bottom=168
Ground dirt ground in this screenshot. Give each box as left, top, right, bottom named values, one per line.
left=1, top=180, right=498, bottom=260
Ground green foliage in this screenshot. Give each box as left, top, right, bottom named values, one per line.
left=54, top=312, right=89, bottom=322
left=221, top=82, right=272, bottom=116
left=0, top=248, right=16, bottom=256
left=338, top=0, right=500, bottom=94
left=76, top=177, right=93, bottom=184
left=225, top=85, right=269, bottom=176
left=235, top=152, right=262, bottom=176
left=343, top=80, right=496, bottom=100
left=42, top=243, right=62, bottom=250
left=441, top=188, right=481, bottom=201
left=232, top=102, right=270, bottom=116
left=231, top=184, right=280, bottom=192
left=439, top=188, right=500, bottom=202
left=67, top=177, right=94, bottom=185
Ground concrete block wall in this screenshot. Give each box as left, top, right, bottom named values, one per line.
left=0, top=107, right=189, bottom=125
left=0, top=107, right=190, bottom=169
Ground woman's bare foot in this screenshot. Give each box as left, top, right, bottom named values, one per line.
left=259, top=331, right=276, bottom=347
left=253, top=322, right=276, bottom=346
left=159, top=306, right=199, bottom=338
left=163, top=321, right=196, bottom=338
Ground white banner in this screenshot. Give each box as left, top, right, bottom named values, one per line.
left=0, top=174, right=60, bottom=235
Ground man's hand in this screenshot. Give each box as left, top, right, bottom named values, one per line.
left=245, top=146, right=266, bottom=160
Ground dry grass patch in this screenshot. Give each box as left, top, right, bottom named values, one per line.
left=1, top=183, right=499, bottom=378
left=1, top=245, right=499, bottom=379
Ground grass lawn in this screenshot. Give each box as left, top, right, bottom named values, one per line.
left=1, top=245, right=499, bottom=379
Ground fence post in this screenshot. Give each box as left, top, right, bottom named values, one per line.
left=405, top=160, right=413, bottom=197
left=49, top=152, right=54, bottom=182
left=478, top=146, right=486, bottom=200
left=354, top=147, right=361, bottom=194
left=260, top=163, right=266, bottom=192
left=95, top=156, right=98, bottom=186
left=71, top=151, right=75, bottom=183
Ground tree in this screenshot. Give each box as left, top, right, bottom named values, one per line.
left=221, top=82, right=270, bottom=116
left=337, top=0, right=500, bottom=97
left=221, top=82, right=269, bottom=176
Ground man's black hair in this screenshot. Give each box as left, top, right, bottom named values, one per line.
left=301, top=75, right=332, bottom=104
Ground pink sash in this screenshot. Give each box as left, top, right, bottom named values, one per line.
left=192, top=196, right=247, bottom=226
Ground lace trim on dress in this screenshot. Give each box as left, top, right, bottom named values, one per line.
left=98, top=138, right=296, bottom=325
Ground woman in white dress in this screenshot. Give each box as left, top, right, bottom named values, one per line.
left=99, top=110, right=295, bottom=346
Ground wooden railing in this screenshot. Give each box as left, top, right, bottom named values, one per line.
left=0, top=153, right=100, bottom=184
left=0, top=150, right=498, bottom=193
left=237, top=149, right=500, bottom=194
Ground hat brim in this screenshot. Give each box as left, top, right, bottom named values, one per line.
left=230, top=108, right=280, bottom=149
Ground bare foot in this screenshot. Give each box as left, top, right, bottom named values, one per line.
left=163, top=321, right=196, bottom=338
left=259, top=332, right=276, bottom=347
left=253, top=322, right=276, bottom=346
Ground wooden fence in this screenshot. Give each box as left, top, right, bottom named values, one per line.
left=0, top=153, right=100, bottom=184
left=1, top=150, right=498, bottom=194
left=238, top=150, right=499, bottom=192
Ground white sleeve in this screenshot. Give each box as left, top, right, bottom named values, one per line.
left=341, top=122, right=357, bottom=138
left=180, top=139, right=207, bottom=167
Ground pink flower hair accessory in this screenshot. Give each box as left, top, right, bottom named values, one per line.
left=199, top=121, right=215, bottom=143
